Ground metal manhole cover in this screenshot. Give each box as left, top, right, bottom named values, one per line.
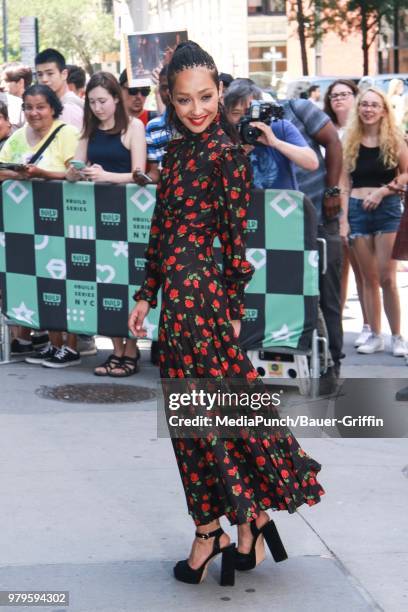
left=35, top=383, right=157, bottom=404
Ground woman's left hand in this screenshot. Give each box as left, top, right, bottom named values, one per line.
left=230, top=319, right=241, bottom=339
left=82, top=164, right=108, bottom=182
left=362, top=189, right=384, bottom=211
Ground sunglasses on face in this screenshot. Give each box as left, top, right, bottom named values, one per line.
left=125, top=86, right=151, bottom=97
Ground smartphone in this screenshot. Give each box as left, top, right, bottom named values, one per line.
left=0, top=162, right=27, bottom=171
left=70, top=160, right=86, bottom=170
left=136, top=171, right=153, bottom=184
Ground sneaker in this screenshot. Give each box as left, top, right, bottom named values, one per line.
left=42, top=345, right=81, bottom=368
left=25, top=343, right=57, bottom=364
left=76, top=336, right=97, bottom=356
left=31, top=332, right=50, bottom=350
left=357, top=333, right=385, bottom=354
left=391, top=335, right=407, bottom=357
left=354, top=324, right=372, bottom=347
left=10, top=338, right=34, bottom=355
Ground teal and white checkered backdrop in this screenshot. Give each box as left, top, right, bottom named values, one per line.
left=0, top=181, right=318, bottom=351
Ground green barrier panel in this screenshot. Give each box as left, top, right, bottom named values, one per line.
left=0, top=180, right=318, bottom=350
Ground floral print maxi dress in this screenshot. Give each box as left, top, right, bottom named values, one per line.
left=134, top=118, right=325, bottom=526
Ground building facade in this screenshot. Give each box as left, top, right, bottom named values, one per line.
left=116, top=0, right=407, bottom=94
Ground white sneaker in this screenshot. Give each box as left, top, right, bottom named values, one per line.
left=357, top=333, right=385, bottom=354
left=354, top=324, right=372, bottom=347
left=391, top=335, right=407, bottom=357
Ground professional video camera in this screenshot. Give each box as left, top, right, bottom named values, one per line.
left=238, top=100, right=285, bottom=146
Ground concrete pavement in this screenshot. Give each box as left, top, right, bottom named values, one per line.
left=0, top=274, right=407, bottom=611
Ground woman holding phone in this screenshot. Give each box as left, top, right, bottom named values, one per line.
left=340, top=87, right=408, bottom=356
left=0, top=83, right=82, bottom=367
left=67, top=71, right=146, bottom=376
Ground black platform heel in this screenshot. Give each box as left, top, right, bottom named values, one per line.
left=173, top=527, right=236, bottom=586
left=235, top=519, right=288, bottom=571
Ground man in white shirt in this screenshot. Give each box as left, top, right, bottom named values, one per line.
left=0, top=91, right=24, bottom=130
left=35, top=48, right=84, bottom=131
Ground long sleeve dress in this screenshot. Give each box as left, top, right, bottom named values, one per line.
left=134, top=117, right=325, bottom=526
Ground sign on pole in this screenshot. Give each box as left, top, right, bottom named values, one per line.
left=124, top=30, right=188, bottom=86
left=20, top=16, right=39, bottom=68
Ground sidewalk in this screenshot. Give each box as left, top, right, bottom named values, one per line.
left=0, top=276, right=407, bottom=611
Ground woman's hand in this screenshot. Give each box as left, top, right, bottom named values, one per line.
left=128, top=300, right=150, bottom=337
left=82, top=164, right=108, bottom=182
left=362, top=188, right=385, bottom=211
left=230, top=319, right=241, bottom=339
left=250, top=121, right=278, bottom=147
left=339, top=216, right=350, bottom=245
left=66, top=165, right=84, bottom=182
left=18, top=165, right=48, bottom=180
left=133, top=169, right=153, bottom=186
left=388, top=173, right=408, bottom=192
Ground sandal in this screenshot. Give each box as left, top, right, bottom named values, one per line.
left=108, top=355, right=140, bottom=377
left=94, top=353, right=123, bottom=377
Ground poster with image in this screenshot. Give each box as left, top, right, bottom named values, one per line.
left=124, top=29, right=188, bottom=86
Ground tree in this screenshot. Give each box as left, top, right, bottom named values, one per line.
left=2, top=0, right=118, bottom=74
left=346, top=1, right=408, bottom=74
left=288, top=1, right=346, bottom=76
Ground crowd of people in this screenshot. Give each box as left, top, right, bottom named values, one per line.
left=1, top=39, right=408, bottom=588
left=0, top=47, right=407, bottom=377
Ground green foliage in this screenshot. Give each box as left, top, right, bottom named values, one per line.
left=2, top=0, right=118, bottom=72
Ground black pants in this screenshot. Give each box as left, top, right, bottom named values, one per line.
left=318, top=219, right=343, bottom=366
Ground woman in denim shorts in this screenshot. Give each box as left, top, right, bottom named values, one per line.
left=340, top=87, right=408, bottom=356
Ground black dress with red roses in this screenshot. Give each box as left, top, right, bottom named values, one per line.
left=134, top=117, right=325, bottom=526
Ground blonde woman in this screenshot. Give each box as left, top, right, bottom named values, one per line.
left=387, top=78, right=405, bottom=127
left=340, top=87, right=408, bottom=356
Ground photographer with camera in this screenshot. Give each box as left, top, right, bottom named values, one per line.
left=223, top=80, right=318, bottom=190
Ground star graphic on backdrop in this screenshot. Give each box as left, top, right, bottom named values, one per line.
left=272, top=324, right=292, bottom=342
left=112, top=241, right=128, bottom=258
left=11, top=302, right=36, bottom=325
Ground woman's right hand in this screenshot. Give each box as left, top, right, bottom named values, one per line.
left=128, top=300, right=150, bottom=337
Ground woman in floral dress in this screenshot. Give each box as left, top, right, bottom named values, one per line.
left=128, top=42, right=324, bottom=586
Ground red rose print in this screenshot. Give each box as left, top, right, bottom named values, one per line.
left=134, top=114, right=325, bottom=527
